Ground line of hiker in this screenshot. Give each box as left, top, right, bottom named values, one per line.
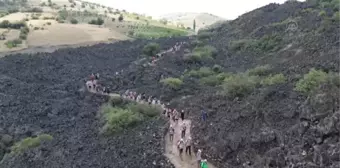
left=150, top=41, right=187, bottom=66
left=85, top=73, right=110, bottom=94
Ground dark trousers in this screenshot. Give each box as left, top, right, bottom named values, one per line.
left=185, top=146, right=191, bottom=155
left=181, top=130, right=185, bottom=138
left=181, top=113, right=184, bottom=120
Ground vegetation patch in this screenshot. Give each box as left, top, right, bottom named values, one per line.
left=10, top=134, right=53, bottom=154
left=88, top=18, right=104, bottom=25
left=132, top=25, right=188, bottom=39
left=184, top=45, right=217, bottom=62
left=100, top=97, right=162, bottom=135
left=295, top=68, right=327, bottom=94
left=160, top=77, right=183, bottom=90
left=5, top=39, right=22, bottom=48
left=230, top=34, right=282, bottom=53
left=142, top=42, right=160, bottom=57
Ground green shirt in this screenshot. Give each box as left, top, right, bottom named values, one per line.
left=200, top=162, right=208, bottom=168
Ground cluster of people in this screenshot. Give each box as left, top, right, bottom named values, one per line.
left=85, top=73, right=110, bottom=94
left=150, top=41, right=187, bottom=65
left=119, top=89, right=209, bottom=168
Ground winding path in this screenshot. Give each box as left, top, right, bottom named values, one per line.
left=86, top=41, right=217, bottom=168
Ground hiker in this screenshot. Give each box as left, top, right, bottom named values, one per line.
left=136, top=94, right=141, bottom=102
left=172, top=109, right=177, bottom=122
left=201, top=110, right=207, bottom=121
left=181, top=122, right=186, bottom=138
left=177, top=138, right=185, bottom=159
left=152, top=98, right=156, bottom=105
left=167, top=108, right=171, bottom=118
left=180, top=110, right=185, bottom=120
left=92, top=79, right=97, bottom=91
left=148, top=96, right=152, bottom=105
left=169, top=125, right=174, bottom=142
left=197, top=149, right=202, bottom=168
left=90, top=73, right=95, bottom=81
left=174, top=110, right=179, bottom=124
left=185, top=136, right=192, bottom=155
left=86, top=80, right=93, bottom=90
left=200, top=159, right=208, bottom=168
left=157, top=99, right=161, bottom=105
left=95, top=73, right=99, bottom=80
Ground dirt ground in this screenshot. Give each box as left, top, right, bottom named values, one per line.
left=26, top=22, right=129, bottom=46
left=165, top=118, right=217, bottom=168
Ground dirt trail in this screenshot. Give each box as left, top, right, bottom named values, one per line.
left=164, top=118, right=217, bottom=168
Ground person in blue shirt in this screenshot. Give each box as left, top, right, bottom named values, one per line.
left=201, top=110, right=207, bottom=121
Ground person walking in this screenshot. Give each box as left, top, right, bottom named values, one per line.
left=185, top=136, right=192, bottom=155
left=180, top=110, right=185, bottom=120
left=196, top=149, right=202, bottom=168
left=201, top=110, right=207, bottom=122
left=177, top=138, right=185, bottom=160
left=169, top=125, right=174, bottom=142
left=181, top=122, right=186, bottom=138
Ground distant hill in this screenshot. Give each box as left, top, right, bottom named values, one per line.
left=159, top=12, right=225, bottom=32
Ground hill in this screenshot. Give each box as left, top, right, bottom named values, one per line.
left=159, top=12, right=225, bottom=32
left=0, top=0, right=191, bottom=53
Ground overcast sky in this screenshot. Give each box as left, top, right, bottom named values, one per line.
left=86, top=0, right=304, bottom=19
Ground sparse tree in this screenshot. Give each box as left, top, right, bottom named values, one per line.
left=136, top=16, right=139, bottom=20
left=118, top=14, right=124, bottom=22
left=112, top=18, right=115, bottom=22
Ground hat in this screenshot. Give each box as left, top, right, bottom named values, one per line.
left=198, top=149, right=201, bottom=152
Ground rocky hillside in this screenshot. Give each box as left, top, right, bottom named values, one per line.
left=0, top=37, right=188, bottom=168
left=0, top=0, right=339, bottom=168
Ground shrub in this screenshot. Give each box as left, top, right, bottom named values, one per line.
left=200, top=75, right=223, bottom=86
left=160, top=77, right=183, bottom=90
left=212, top=64, right=223, bottom=73
left=261, top=74, right=287, bottom=85
left=70, top=18, right=78, bottom=24
left=295, top=68, right=329, bottom=94
left=118, top=14, right=124, bottom=22
left=31, top=16, right=39, bottom=20
left=100, top=105, right=141, bottom=134
left=88, top=18, right=104, bottom=25
left=332, top=11, right=340, bottom=21
left=223, top=73, right=260, bottom=98
left=191, top=40, right=204, bottom=47
left=34, top=27, right=39, bottom=30
left=25, top=7, right=43, bottom=13
left=187, top=67, right=214, bottom=78
left=112, top=18, right=116, bottom=22
left=0, top=20, right=26, bottom=29
left=142, top=42, right=160, bottom=57
left=46, top=22, right=51, bottom=25
left=70, top=4, right=75, bottom=8
left=11, top=134, right=53, bottom=154
left=127, top=103, right=162, bottom=117
left=58, top=20, right=65, bottom=23
left=246, top=65, right=272, bottom=76
left=186, top=45, right=217, bottom=62
left=197, top=31, right=212, bottom=40
left=5, top=39, right=22, bottom=48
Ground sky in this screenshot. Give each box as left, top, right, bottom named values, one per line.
left=86, top=0, right=304, bottom=20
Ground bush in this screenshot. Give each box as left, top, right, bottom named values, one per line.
left=5, top=39, right=22, bottom=48
left=31, top=16, right=39, bottom=20
left=223, top=73, right=260, bottom=98
left=70, top=18, right=78, bottom=24
left=295, top=68, right=329, bottom=94
left=11, top=134, right=53, bottom=154
left=118, top=14, right=124, bottom=22
left=246, top=65, right=272, bottom=76
left=212, top=64, right=223, bottom=73
left=112, top=18, right=116, bottom=22
left=187, top=67, right=214, bottom=78
left=0, top=20, right=26, bottom=29
left=100, top=105, right=141, bottom=134
left=160, top=77, right=183, bottom=90
left=261, top=74, right=287, bottom=85
left=197, top=31, right=212, bottom=40
left=34, top=27, right=39, bottom=30
left=46, top=22, right=51, bottom=25
left=142, top=42, right=160, bottom=57
left=88, top=18, right=104, bottom=25
left=25, top=7, right=43, bottom=13
left=200, top=75, right=223, bottom=86
left=127, top=103, right=162, bottom=117
left=185, top=45, right=217, bottom=62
